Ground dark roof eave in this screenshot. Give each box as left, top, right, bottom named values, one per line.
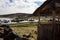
left=33, top=0, right=52, bottom=16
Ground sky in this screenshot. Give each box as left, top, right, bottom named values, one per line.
left=0, top=0, right=46, bottom=15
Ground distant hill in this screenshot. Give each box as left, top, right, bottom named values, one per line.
left=0, top=13, right=33, bottom=18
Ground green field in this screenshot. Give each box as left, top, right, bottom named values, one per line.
left=9, top=22, right=38, bottom=40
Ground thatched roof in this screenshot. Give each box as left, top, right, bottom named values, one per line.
left=33, top=0, right=60, bottom=16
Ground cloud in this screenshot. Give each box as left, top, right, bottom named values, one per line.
left=0, top=0, right=46, bottom=15
left=9, top=0, right=13, bottom=3
left=23, top=0, right=46, bottom=2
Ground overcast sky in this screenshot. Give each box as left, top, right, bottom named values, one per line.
left=0, top=0, right=46, bottom=15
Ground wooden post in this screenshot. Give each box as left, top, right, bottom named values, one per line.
left=58, top=14, right=60, bottom=32
left=52, top=10, right=56, bottom=40
left=37, top=13, right=41, bottom=40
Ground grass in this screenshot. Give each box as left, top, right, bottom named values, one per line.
left=9, top=22, right=38, bottom=40
left=9, top=22, right=38, bottom=27
left=11, top=26, right=37, bottom=40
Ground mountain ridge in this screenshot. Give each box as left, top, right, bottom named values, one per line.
left=0, top=13, right=33, bottom=18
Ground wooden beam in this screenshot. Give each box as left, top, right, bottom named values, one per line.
left=52, top=10, right=56, bottom=40
left=37, top=13, right=41, bottom=40
left=57, top=14, right=60, bottom=32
